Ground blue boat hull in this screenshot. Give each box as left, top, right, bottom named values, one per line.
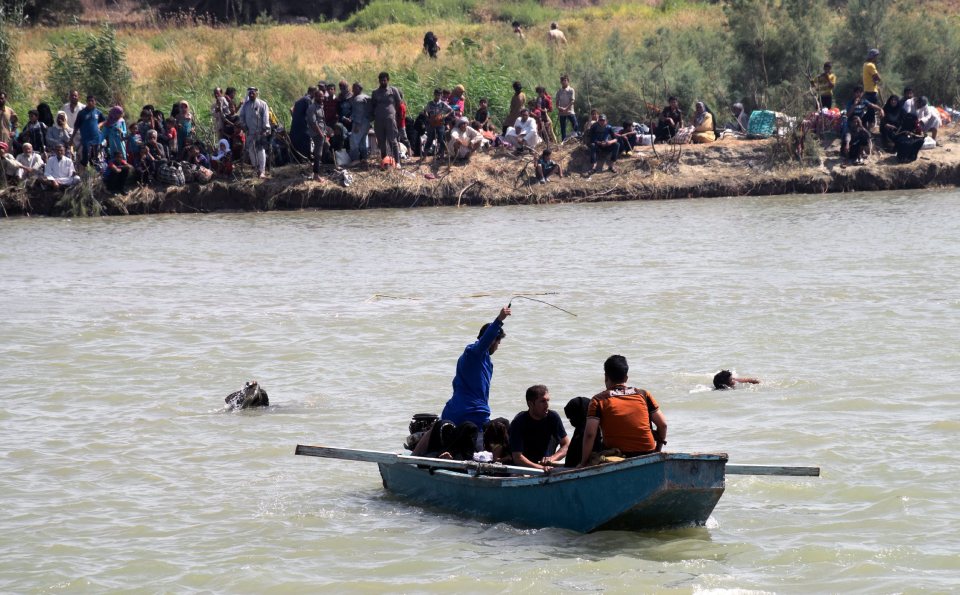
left=378, top=452, right=727, bottom=532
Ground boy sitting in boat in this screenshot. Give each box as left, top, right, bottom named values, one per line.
left=508, top=385, right=570, bottom=470
left=578, top=355, right=667, bottom=467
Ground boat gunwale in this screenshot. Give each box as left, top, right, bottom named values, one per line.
left=380, top=451, right=729, bottom=486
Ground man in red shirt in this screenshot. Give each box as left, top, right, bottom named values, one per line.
left=578, top=355, right=667, bottom=467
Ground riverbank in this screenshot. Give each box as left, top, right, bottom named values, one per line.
left=2, top=134, right=959, bottom=217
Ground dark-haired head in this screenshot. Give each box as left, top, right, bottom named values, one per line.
left=713, top=370, right=734, bottom=390
left=604, top=355, right=629, bottom=384
left=525, top=384, right=548, bottom=405
left=513, top=81, right=522, bottom=93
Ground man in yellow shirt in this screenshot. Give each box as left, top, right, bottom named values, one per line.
left=813, top=62, right=837, bottom=109
left=862, top=49, right=882, bottom=130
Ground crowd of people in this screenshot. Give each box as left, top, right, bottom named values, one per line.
left=1, top=47, right=953, bottom=193
left=406, top=307, right=759, bottom=470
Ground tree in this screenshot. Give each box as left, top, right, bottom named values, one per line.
left=47, top=23, right=132, bottom=106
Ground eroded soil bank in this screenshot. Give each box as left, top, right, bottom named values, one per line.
left=2, top=136, right=959, bottom=218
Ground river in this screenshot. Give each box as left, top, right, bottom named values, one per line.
left=2, top=190, right=958, bottom=592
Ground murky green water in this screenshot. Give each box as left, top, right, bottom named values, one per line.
left=2, top=190, right=959, bottom=592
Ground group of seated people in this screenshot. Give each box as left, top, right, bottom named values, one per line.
left=839, top=85, right=944, bottom=165
left=1, top=88, right=220, bottom=192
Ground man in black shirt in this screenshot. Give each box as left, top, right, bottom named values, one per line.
left=508, top=385, right=570, bottom=470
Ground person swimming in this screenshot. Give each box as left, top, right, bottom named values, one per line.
left=713, top=370, right=760, bottom=390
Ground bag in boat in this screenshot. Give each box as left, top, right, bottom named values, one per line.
left=403, top=413, right=439, bottom=451
left=746, top=110, right=776, bottom=139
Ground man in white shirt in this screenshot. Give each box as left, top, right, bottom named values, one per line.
left=448, top=117, right=484, bottom=160
left=915, top=96, right=941, bottom=143
left=1, top=141, right=26, bottom=181
left=901, top=87, right=916, bottom=115
left=238, top=87, right=271, bottom=178
left=16, top=142, right=45, bottom=177
left=61, top=90, right=82, bottom=130
left=555, top=75, right=578, bottom=140
left=42, top=143, right=81, bottom=188
left=504, top=109, right=540, bottom=152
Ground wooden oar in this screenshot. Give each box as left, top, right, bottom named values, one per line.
left=726, top=464, right=820, bottom=477
left=295, top=445, right=546, bottom=476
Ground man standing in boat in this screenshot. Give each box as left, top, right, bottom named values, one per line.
left=578, top=355, right=667, bottom=467
left=412, top=306, right=511, bottom=456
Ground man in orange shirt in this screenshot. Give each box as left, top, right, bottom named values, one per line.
left=578, top=355, right=667, bottom=467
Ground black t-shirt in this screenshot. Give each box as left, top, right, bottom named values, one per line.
left=508, top=410, right=567, bottom=462
left=474, top=107, right=488, bottom=124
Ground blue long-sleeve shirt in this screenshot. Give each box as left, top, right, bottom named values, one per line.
left=440, top=318, right=504, bottom=427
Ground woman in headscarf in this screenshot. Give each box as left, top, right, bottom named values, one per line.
left=176, top=100, right=193, bottom=156
left=103, top=106, right=128, bottom=161
left=45, top=111, right=73, bottom=156
left=691, top=101, right=716, bottom=143
left=880, top=95, right=903, bottom=149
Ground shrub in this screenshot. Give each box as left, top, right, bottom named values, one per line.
left=47, top=24, right=133, bottom=106
left=490, top=1, right=559, bottom=27
left=889, top=14, right=960, bottom=105
left=346, top=0, right=428, bottom=30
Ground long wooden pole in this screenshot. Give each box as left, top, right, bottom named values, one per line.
left=726, top=464, right=820, bottom=477
left=295, top=445, right=545, bottom=476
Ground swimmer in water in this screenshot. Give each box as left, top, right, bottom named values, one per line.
left=713, top=370, right=760, bottom=390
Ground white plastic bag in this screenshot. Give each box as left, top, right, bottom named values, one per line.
left=335, top=149, right=351, bottom=166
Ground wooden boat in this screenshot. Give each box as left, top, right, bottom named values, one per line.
left=295, top=445, right=819, bottom=533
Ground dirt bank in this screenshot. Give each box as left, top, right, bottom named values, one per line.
left=3, top=134, right=959, bottom=218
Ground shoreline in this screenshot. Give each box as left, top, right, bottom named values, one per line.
left=2, top=136, right=959, bottom=217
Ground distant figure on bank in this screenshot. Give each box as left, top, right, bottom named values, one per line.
left=691, top=101, right=716, bottom=144
left=725, top=102, right=749, bottom=134
left=503, top=81, right=527, bottom=136
left=586, top=113, right=619, bottom=175
left=535, top=148, right=563, bottom=184
left=547, top=22, right=567, bottom=44
left=41, top=143, right=80, bottom=188
left=713, top=370, right=760, bottom=390
left=508, top=385, right=570, bottom=470
left=504, top=108, right=540, bottom=152
left=862, top=49, right=882, bottom=130
left=655, top=96, right=683, bottom=142
left=371, top=71, right=404, bottom=166
left=238, top=87, right=270, bottom=178
left=423, top=31, right=440, bottom=58
left=578, top=355, right=667, bottom=467
left=812, top=62, right=836, bottom=110
left=512, top=21, right=525, bottom=40
left=915, top=96, right=941, bottom=144
left=225, top=380, right=270, bottom=410
left=556, top=74, right=578, bottom=140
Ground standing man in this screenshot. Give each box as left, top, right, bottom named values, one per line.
left=412, top=306, right=512, bottom=456
left=862, top=49, right=882, bottom=130
left=547, top=22, right=567, bottom=44
left=1, top=91, right=18, bottom=146
left=289, top=86, right=315, bottom=161
left=61, top=90, right=82, bottom=135
left=306, top=88, right=328, bottom=181
left=424, top=88, right=452, bottom=158
left=508, top=385, right=570, bottom=470
left=371, top=71, right=404, bottom=166
left=348, top=82, right=371, bottom=165
left=578, top=355, right=667, bottom=467
left=238, top=87, right=270, bottom=179
left=211, top=87, right=230, bottom=141
left=813, top=62, right=836, bottom=110
left=556, top=75, right=578, bottom=140
left=71, top=95, right=105, bottom=168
